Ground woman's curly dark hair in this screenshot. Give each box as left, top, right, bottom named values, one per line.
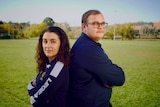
left=35, top=26, right=70, bottom=72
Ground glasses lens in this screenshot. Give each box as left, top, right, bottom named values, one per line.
left=86, top=22, right=108, bottom=27
left=92, top=22, right=98, bottom=27
left=101, top=22, right=105, bottom=26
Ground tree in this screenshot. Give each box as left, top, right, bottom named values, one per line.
left=0, top=23, right=13, bottom=39
left=119, top=23, right=133, bottom=40
left=23, top=23, right=47, bottom=38
left=104, top=26, right=114, bottom=39
left=43, top=17, right=55, bottom=26
left=0, top=21, right=3, bottom=24
left=105, top=23, right=134, bottom=40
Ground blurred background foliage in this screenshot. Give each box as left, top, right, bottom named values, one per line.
left=0, top=17, right=160, bottom=39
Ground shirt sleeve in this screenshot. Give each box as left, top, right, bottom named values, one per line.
left=75, top=44, right=125, bottom=86
left=27, top=65, right=68, bottom=106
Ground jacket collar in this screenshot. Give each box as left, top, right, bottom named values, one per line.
left=81, top=32, right=102, bottom=47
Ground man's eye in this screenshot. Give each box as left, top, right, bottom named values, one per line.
left=101, top=22, right=105, bottom=26
left=92, top=22, right=98, bottom=25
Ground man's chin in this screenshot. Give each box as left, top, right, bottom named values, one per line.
left=95, top=37, right=102, bottom=42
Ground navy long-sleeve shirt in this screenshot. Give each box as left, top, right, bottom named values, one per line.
left=67, top=32, right=125, bottom=107
left=28, top=60, right=69, bottom=107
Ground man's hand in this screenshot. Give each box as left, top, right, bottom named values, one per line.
left=104, top=84, right=112, bottom=88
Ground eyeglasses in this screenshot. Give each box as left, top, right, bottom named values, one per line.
left=86, top=22, right=108, bottom=28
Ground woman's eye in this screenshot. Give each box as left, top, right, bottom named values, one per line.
left=43, top=40, right=48, bottom=44
left=51, top=40, right=56, bottom=44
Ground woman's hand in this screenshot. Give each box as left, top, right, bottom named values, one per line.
left=32, top=79, right=36, bottom=87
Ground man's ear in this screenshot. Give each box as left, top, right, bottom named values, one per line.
left=82, top=23, right=86, bottom=32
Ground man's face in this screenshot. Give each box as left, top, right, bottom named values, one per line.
left=83, top=14, right=106, bottom=42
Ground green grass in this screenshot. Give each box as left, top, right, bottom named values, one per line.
left=0, top=39, right=160, bottom=107
left=100, top=40, right=160, bottom=107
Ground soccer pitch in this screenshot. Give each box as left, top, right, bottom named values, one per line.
left=0, top=39, right=160, bottom=107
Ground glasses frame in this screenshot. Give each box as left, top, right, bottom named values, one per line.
left=85, top=21, right=108, bottom=28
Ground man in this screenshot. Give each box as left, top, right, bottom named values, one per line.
left=68, top=10, right=125, bottom=107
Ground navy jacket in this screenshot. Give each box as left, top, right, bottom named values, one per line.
left=68, top=33, right=125, bottom=107
left=28, top=60, right=69, bottom=107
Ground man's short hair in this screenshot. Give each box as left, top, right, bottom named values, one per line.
left=81, top=10, right=102, bottom=24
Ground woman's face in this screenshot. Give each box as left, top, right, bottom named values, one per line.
left=42, top=32, right=61, bottom=62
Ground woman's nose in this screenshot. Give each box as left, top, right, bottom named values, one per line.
left=46, top=42, right=51, bottom=47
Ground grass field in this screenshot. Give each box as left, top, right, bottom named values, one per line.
left=0, top=39, right=160, bottom=107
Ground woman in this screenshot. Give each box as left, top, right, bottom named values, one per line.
left=27, top=26, right=70, bottom=107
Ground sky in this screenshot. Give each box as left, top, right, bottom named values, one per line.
left=0, top=0, right=160, bottom=26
